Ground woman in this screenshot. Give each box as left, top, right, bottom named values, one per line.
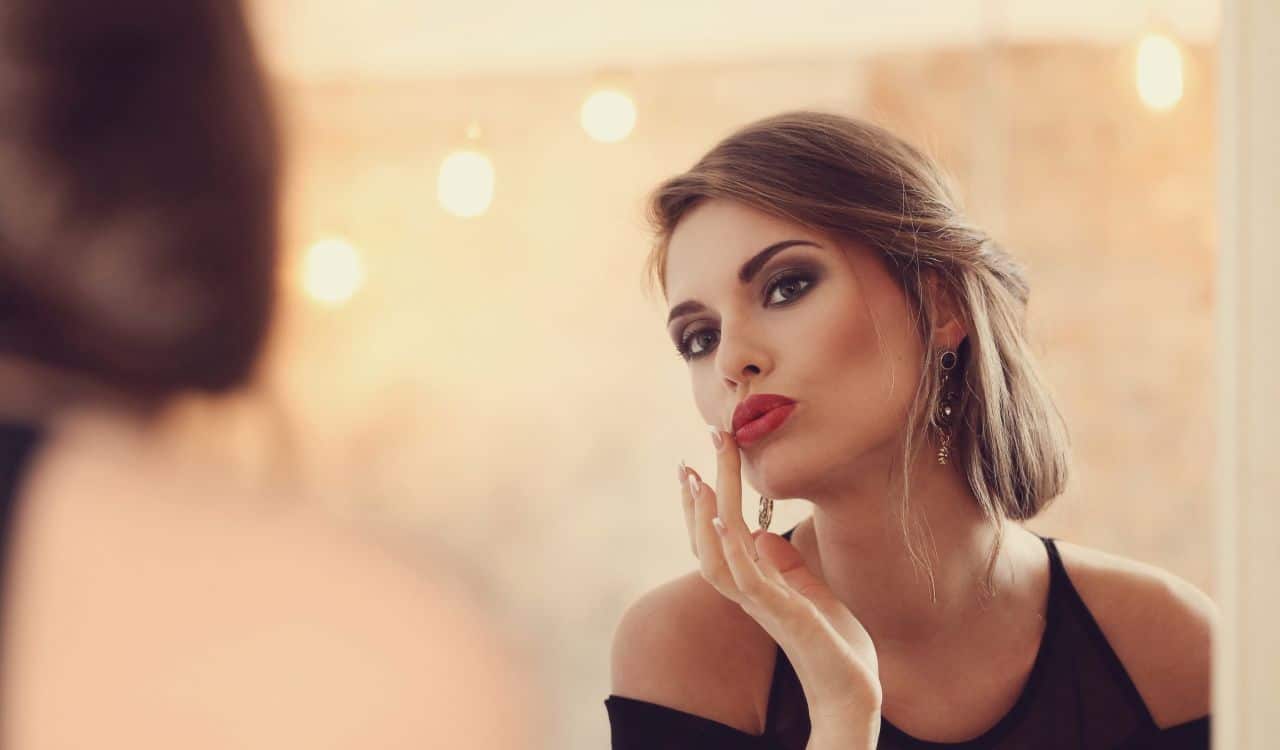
left=606, top=112, right=1212, bottom=749
left=0, top=2, right=531, bottom=747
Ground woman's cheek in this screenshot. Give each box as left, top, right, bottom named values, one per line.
left=691, top=380, right=719, bottom=429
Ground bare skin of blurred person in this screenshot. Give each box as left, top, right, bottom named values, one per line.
left=0, top=389, right=536, bottom=750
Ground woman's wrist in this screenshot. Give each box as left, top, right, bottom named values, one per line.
left=806, top=697, right=881, bottom=750
left=805, top=719, right=880, bottom=750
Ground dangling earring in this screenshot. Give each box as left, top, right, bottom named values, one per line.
left=758, top=494, right=773, bottom=533
left=936, top=349, right=958, bottom=465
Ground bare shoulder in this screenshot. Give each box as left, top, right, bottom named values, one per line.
left=610, top=569, right=778, bottom=735
left=1052, top=538, right=1216, bottom=728
left=8, top=428, right=536, bottom=749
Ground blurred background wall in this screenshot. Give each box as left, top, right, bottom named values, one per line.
left=233, top=3, right=1219, bottom=747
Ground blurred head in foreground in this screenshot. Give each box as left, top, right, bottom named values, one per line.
left=0, top=0, right=280, bottom=415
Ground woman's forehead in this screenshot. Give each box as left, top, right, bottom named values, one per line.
left=663, top=200, right=829, bottom=295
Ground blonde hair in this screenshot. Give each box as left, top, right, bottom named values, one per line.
left=644, top=111, right=1071, bottom=596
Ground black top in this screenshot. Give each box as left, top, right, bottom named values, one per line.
left=605, top=525, right=1210, bottom=749
left=0, top=421, right=42, bottom=640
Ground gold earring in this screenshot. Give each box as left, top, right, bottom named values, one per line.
left=936, top=350, right=958, bottom=465
left=758, top=495, right=773, bottom=532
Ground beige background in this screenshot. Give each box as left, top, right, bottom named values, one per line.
left=237, top=37, right=1216, bottom=750
left=1215, top=0, right=1279, bottom=744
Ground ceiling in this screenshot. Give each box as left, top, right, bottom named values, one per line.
left=247, top=0, right=1219, bottom=80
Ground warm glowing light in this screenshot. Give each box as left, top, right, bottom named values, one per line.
left=1136, top=33, right=1184, bottom=111
left=580, top=89, right=637, bottom=143
left=303, top=238, right=364, bottom=306
left=437, top=150, right=495, bottom=218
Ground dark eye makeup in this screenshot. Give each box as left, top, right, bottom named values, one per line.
left=673, top=266, right=820, bottom=361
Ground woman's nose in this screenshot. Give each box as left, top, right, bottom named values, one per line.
left=714, top=326, right=769, bottom=387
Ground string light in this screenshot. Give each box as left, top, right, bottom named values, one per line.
left=437, top=149, right=495, bottom=218
left=303, top=238, right=364, bottom=306
left=580, top=89, right=637, bottom=143
left=1136, top=32, right=1184, bottom=111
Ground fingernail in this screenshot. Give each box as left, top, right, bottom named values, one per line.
left=677, top=460, right=687, bottom=480
left=712, top=517, right=727, bottom=536
left=687, top=473, right=701, bottom=496
left=708, top=426, right=723, bottom=451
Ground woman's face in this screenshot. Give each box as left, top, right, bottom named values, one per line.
left=663, top=199, right=929, bottom=500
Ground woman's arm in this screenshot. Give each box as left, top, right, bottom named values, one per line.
left=680, top=428, right=882, bottom=749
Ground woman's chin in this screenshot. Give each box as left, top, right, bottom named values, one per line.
left=744, top=437, right=855, bottom=501
left=744, top=460, right=812, bottom=501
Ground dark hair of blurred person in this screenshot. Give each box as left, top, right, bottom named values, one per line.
left=0, top=0, right=277, bottom=407
left=0, top=2, right=535, bottom=747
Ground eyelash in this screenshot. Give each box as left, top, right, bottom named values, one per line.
left=674, top=271, right=816, bottom=361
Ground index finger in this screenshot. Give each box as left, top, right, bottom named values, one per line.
left=710, top=427, right=749, bottom=534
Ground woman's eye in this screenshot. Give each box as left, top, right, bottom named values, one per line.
left=677, top=328, right=719, bottom=360
left=765, top=273, right=813, bottom=306
left=674, top=272, right=815, bottom=362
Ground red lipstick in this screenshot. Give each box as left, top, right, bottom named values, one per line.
left=731, top=394, right=797, bottom=447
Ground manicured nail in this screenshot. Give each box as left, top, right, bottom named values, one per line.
left=712, top=517, right=727, bottom=536
left=677, top=460, right=687, bottom=481
left=687, top=473, right=701, bottom=496
left=708, top=426, right=723, bottom=451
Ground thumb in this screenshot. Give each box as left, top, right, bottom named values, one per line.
left=755, top=533, right=834, bottom=606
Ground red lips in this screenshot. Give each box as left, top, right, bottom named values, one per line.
left=732, top=394, right=797, bottom=433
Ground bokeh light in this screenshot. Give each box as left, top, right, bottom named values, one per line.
left=580, top=89, right=637, bottom=143
left=437, top=150, right=495, bottom=218
left=302, top=238, right=365, bottom=306
left=1136, top=32, right=1184, bottom=111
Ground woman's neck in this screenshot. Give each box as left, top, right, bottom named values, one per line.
left=796, top=441, right=1031, bottom=648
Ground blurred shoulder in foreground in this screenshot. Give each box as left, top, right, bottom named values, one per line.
left=2, top=405, right=540, bottom=750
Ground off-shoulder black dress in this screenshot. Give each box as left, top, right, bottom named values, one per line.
left=605, top=524, right=1210, bottom=749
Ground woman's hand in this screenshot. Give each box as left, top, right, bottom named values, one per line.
left=680, top=427, right=882, bottom=749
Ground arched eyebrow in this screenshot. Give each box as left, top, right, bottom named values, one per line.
left=666, top=239, right=821, bottom=325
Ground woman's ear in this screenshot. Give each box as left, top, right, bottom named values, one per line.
left=924, top=271, right=967, bottom=350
